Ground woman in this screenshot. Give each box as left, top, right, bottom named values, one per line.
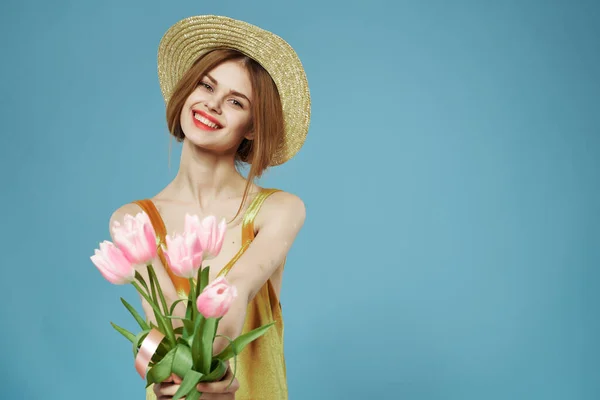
left=109, top=15, right=311, bottom=400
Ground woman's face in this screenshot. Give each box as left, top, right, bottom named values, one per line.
left=180, top=59, right=254, bottom=154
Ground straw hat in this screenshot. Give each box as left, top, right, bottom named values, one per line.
left=157, top=15, right=311, bottom=166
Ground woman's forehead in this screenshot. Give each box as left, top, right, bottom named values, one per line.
left=205, top=60, right=253, bottom=98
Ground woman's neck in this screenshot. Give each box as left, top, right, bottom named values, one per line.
left=167, top=140, right=251, bottom=209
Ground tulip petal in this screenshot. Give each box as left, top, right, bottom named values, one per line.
left=111, top=212, right=157, bottom=265
left=91, top=241, right=134, bottom=285
left=162, top=232, right=203, bottom=279
left=196, top=277, right=237, bottom=318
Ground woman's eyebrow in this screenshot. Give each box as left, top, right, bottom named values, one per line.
left=206, top=73, right=251, bottom=104
left=205, top=73, right=218, bottom=84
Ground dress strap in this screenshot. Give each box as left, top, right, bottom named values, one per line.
left=241, top=188, right=281, bottom=242
left=217, top=188, right=281, bottom=277
left=132, top=199, right=191, bottom=296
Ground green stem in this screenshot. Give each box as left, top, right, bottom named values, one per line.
left=148, top=264, right=171, bottom=317
left=148, top=269, right=159, bottom=313
left=131, top=281, right=176, bottom=348
left=134, top=276, right=151, bottom=299
left=147, top=264, right=176, bottom=339
left=135, top=271, right=150, bottom=295
left=188, top=277, right=197, bottom=321
left=131, top=278, right=153, bottom=326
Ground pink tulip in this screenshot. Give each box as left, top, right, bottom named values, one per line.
left=184, top=214, right=227, bottom=260
left=196, top=277, right=238, bottom=318
left=91, top=241, right=135, bottom=284
left=162, top=232, right=204, bottom=278
left=111, top=212, right=157, bottom=265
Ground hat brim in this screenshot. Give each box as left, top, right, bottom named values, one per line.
left=157, top=15, right=311, bottom=166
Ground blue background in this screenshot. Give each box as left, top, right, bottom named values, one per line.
left=1, top=0, right=598, bottom=399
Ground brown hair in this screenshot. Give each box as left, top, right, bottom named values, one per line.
left=166, top=48, right=285, bottom=221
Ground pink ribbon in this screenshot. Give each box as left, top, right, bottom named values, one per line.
left=134, top=328, right=166, bottom=378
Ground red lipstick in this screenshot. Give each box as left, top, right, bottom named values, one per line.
left=192, top=109, right=222, bottom=131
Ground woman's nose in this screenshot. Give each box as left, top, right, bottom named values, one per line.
left=205, top=97, right=221, bottom=114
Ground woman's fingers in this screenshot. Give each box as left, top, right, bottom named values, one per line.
left=196, top=368, right=239, bottom=393
left=156, top=369, right=238, bottom=399
left=155, top=374, right=183, bottom=398
left=155, top=382, right=184, bottom=397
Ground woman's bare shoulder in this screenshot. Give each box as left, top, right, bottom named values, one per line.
left=256, top=190, right=306, bottom=229
left=269, top=190, right=305, bottom=209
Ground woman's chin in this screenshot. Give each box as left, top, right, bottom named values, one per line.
left=184, top=130, right=219, bottom=147
left=184, top=136, right=239, bottom=156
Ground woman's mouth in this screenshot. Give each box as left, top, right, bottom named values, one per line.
left=192, top=111, right=222, bottom=131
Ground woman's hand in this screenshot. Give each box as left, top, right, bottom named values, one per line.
left=153, top=373, right=183, bottom=399
left=196, top=365, right=240, bottom=399
left=153, top=366, right=239, bottom=400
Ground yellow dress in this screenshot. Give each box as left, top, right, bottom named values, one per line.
left=133, top=188, right=288, bottom=400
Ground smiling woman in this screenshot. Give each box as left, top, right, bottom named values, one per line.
left=107, top=15, right=311, bottom=400
left=165, top=48, right=286, bottom=219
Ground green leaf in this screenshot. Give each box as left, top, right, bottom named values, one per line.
left=166, top=316, right=191, bottom=321
left=141, top=277, right=168, bottom=336
left=110, top=322, right=135, bottom=343
left=200, top=358, right=227, bottom=382
left=185, top=282, right=195, bottom=323
left=172, top=369, right=203, bottom=400
left=195, top=267, right=203, bottom=295
left=169, top=298, right=192, bottom=316
left=146, top=346, right=177, bottom=386
left=213, top=317, right=221, bottom=338
left=148, top=264, right=170, bottom=318
left=186, top=390, right=202, bottom=400
left=200, top=318, right=217, bottom=374
left=135, top=271, right=150, bottom=295
left=199, top=266, right=209, bottom=293
left=120, top=297, right=149, bottom=330
left=188, top=277, right=197, bottom=321
left=215, top=322, right=276, bottom=361
left=154, top=312, right=169, bottom=340
left=132, top=329, right=152, bottom=358
left=174, top=326, right=184, bottom=336
left=148, top=266, right=159, bottom=308
left=131, top=281, right=176, bottom=347
left=148, top=265, right=176, bottom=345
left=191, top=316, right=206, bottom=371
left=182, top=319, right=195, bottom=339
left=177, top=336, right=189, bottom=346
left=214, top=335, right=237, bottom=388
left=171, top=343, right=194, bottom=379
left=155, top=341, right=170, bottom=358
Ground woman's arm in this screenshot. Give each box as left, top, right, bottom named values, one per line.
left=211, top=191, right=306, bottom=355
left=107, top=191, right=306, bottom=354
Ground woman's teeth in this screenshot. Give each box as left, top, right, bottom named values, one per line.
left=194, top=112, right=220, bottom=129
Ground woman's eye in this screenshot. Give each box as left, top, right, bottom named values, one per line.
left=230, top=99, right=243, bottom=108
left=199, top=82, right=212, bottom=91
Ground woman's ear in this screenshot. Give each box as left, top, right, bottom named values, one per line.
left=244, top=130, right=255, bottom=141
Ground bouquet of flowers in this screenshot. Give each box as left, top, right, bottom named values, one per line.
left=90, top=211, right=274, bottom=400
